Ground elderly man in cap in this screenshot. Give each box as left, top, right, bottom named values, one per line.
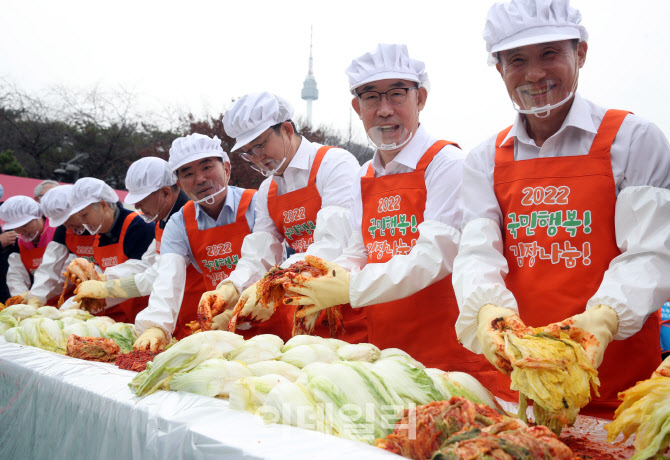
left=66, top=177, right=156, bottom=323
left=200, top=92, right=363, bottom=342
left=0, top=196, right=57, bottom=303
left=20, top=185, right=97, bottom=308
left=76, top=157, right=207, bottom=340
left=452, top=0, right=670, bottom=417
left=283, top=44, right=494, bottom=382
left=133, top=134, right=257, bottom=350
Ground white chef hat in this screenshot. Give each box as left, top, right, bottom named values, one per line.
left=223, top=92, right=295, bottom=152
left=168, top=133, right=230, bottom=173
left=0, top=195, right=43, bottom=230
left=483, top=0, right=588, bottom=65
left=124, top=157, right=177, bottom=205
left=41, top=184, right=75, bottom=227
left=346, top=44, right=430, bottom=95
left=70, top=178, right=119, bottom=216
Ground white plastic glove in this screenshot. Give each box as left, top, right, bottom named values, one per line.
left=284, top=255, right=350, bottom=319
left=232, top=281, right=272, bottom=322
left=133, top=327, right=167, bottom=352
left=544, top=304, right=619, bottom=369
left=199, top=282, right=240, bottom=331
left=74, top=277, right=141, bottom=301
left=5, top=291, right=29, bottom=306
left=477, top=303, right=529, bottom=375
left=212, top=310, right=234, bottom=330
left=653, top=355, right=670, bottom=378
left=26, top=296, right=45, bottom=308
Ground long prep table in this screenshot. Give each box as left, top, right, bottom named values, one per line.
left=0, top=341, right=399, bottom=460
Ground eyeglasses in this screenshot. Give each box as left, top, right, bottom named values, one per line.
left=357, top=86, right=418, bottom=108
left=240, top=130, right=274, bottom=162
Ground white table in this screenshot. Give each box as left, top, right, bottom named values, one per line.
left=0, top=341, right=400, bottom=460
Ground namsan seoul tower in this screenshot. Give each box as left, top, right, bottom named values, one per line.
left=301, top=26, right=318, bottom=126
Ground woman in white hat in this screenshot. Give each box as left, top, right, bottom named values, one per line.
left=22, top=184, right=97, bottom=308
left=198, top=91, right=364, bottom=342
left=133, top=134, right=259, bottom=351
left=68, top=177, right=156, bottom=323
left=75, top=157, right=204, bottom=340
left=282, top=44, right=495, bottom=385
left=0, top=195, right=56, bottom=303
left=0, top=183, right=17, bottom=302
left=452, top=0, right=670, bottom=418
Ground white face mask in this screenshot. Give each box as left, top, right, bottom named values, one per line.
left=138, top=194, right=167, bottom=223
left=191, top=175, right=230, bottom=206
left=18, top=229, right=40, bottom=242
left=83, top=213, right=104, bottom=235
left=73, top=227, right=86, bottom=236
left=366, top=124, right=414, bottom=151
left=510, top=58, right=579, bottom=119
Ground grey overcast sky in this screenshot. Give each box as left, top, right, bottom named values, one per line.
left=1, top=0, right=669, bottom=154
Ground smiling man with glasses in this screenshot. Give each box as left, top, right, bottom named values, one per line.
left=283, top=44, right=495, bottom=385
left=189, top=91, right=365, bottom=342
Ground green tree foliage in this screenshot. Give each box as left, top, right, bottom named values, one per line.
left=0, top=80, right=371, bottom=191
left=0, top=150, right=27, bottom=176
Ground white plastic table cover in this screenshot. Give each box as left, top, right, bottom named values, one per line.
left=0, top=340, right=400, bottom=460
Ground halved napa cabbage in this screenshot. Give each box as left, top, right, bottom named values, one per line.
left=605, top=376, right=670, bottom=460
left=425, top=368, right=502, bottom=410
left=337, top=343, right=381, bottom=363
left=246, top=334, right=284, bottom=350
left=379, top=347, right=425, bottom=369
left=103, top=322, right=137, bottom=353
left=1, top=304, right=37, bottom=321
left=229, top=374, right=289, bottom=412
left=0, top=314, right=18, bottom=334
left=129, top=331, right=245, bottom=396
left=247, top=360, right=303, bottom=382
left=505, top=331, right=599, bottom=435
left=280, top=344, right=338, bottom=368
left=4, top=327, right=25, bottom=344
left=322, top=338, right=349, bottom=351
left=228, top=340, right=282, bottom=364
left=299, top=361, right=403, bottom=443
left=35, top=306, right=62, bottom=320
left=261, top=381, right=332, bottom=433
left=170, top=358, right=252, bottom=397
left=85, top=317, right=115, bottom=334
left=281, top=335, right=325, bottom=352
left=371, top=358, right=443, bottom=405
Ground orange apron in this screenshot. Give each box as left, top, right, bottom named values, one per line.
left=18, top=220, right=59, bottom=306
left=92, top=212, right=150, bottom=323
left=361, top=140, right=496, bottom=385
left=155, top=219, right=207, bottom=340
left=18, top=228, right=55, bottom=276
left=493, top=109, right=661, bottom=418
left=268, top=146, right=367, bottom=343
left=64, top=231, right=97, bottom=264
left=183, top=190, right=273, bottom=339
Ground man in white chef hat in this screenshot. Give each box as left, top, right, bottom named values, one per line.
left=197, top=91, right=363, bottom=342
left=132, top=134, right=258, bottom=350
left=21, top=184, right=97, bottom=308
left=66, top=177, right=156, bottom=322
left=283, top=44, right=494, bottom=383
left=76, top=157, right=207, bottom=341
left=0, top=196, right=57, bottom=303
left=452, top=0, right=670, bottom=418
